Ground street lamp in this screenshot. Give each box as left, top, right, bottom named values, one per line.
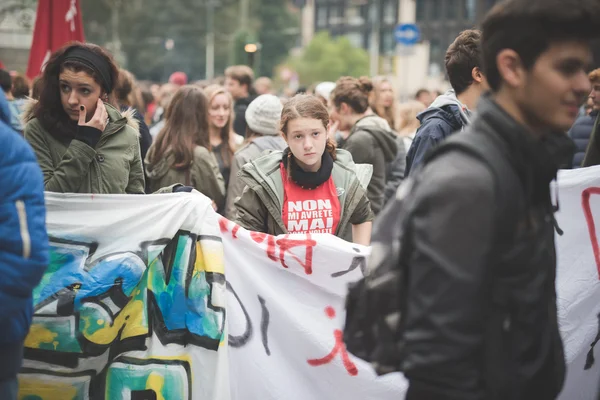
left=244, top=42, right=260, bottom=71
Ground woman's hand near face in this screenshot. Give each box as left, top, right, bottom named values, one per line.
left=79, top=99, right=109, bottom=132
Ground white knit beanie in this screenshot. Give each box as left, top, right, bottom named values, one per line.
left=245, top=94, right=283, bottom=136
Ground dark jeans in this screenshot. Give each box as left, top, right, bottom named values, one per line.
left=0, top=377, right=18, bottom=400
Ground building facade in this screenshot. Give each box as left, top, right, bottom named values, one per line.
left=415, top=0, right=497, bottom=74
left=299, top=0, right=499, bottom=75
left=301, top=0, right=401, bottom=56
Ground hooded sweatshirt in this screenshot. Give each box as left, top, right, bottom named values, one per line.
left=225, top=135, right=287, bottom=219
left=343, top=114, right=398, bottom=214
left=405, top=89, right=471, bottom=176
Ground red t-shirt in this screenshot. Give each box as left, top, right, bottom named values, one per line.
left=281, top=164, right=341, bottom=234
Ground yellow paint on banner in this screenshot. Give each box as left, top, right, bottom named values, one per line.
left=146, top=372, right=166, bottom=400
left=194, top=242, right=224, bottom=274
left=24, top=324, right=58, bottom=349
left=82, top=299, right=147, bottom=345
left=18, top=377, right=78, bottom=399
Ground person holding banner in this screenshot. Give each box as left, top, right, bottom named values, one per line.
left=234, top=94, right=373, bottom=245
left=23, top=42, right=145, bottom=194
left=145, top=85, right=226, bottom=210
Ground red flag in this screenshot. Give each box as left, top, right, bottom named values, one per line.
left=26, top=0, right=85, bottom=80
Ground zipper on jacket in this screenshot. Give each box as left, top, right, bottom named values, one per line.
left=15, top=200, right=31, bottom=259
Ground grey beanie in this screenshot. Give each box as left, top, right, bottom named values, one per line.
left=245, top=94, right=283, bottom=136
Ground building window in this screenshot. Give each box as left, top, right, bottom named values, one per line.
left=381, top=28, right=395, bottom=54
left=382, top=0, right=396, bottom=25
left=329, top=5, right=343, bottom=25
left=316, top=5, right=327, bottom=28
left=431, top=0, right=442, bottom=20
left=346, top=6, right=364, bottom=26
left=347, top=32, right=364, bottom=48
left=446, top=0, right=458, bottom=19
left=429, top=37, right=442, bottom=66
left=463, top=0, right=476, bottom=21
left=416, top=0, right=426, bottom=21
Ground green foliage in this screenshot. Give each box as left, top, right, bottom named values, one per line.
left=255, top=0, right=299, bottom=77
left=285, top=32, right=369, bottom=86
left=80, top=0, right=299, bottom=82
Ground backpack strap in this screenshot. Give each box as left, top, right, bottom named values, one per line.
left=422, top=131, right=520, bottom=249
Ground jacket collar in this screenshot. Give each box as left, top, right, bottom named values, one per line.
left=475, top=94, right=575, bottom=204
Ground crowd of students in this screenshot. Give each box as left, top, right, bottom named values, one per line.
left=1, top=0, right=600, bottom=397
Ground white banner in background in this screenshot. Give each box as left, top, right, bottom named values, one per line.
left=17, top=166, right=600, bottom=399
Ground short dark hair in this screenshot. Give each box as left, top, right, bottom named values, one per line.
left=482, top=0, right=600, bottom=92
left=11, top=74, right=30, bottom=99
left=414, top=88, right=430, bottom=99
left=224, top=65, right=254, bottom=90
left=444, top=30, right=482, bottom=95
left=0, top=69, right=11, bottom=93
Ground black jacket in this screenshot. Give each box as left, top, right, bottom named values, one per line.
left=568, top=110, right=597, bottom=168
left=232, top=96, right=255, bottom=137
left=404, top=103, right=465, bottom=177
left=402, top=95, right=568, bottom=400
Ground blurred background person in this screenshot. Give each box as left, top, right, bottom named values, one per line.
left=315, top=81, right=335, bottom=107
left=330, top=76, right=398, bottom=215
left=23, top=42, right=145, bottom=194
left=225, top=94, right=286, bottom=219
left=145, top=85, right=225, bottom=209
left=149, top=83, right=178, bottom=139
left=254, top=77, right=273, bottom=95
left=225, top=65, right=256, bottom=137
left=168, top=71, right=188, bottom=87
left=0, top=70, right=22, bottom=132
left=397, top=100, right=426, bottom=152
left=9, top=73, right=30, bottom=134
left=581, top=68, right=600, bottom=167
left=114, top=69, right=153, bottom=189
left=414, top=88, right=432, bottom=108
left=370, top=76, right=399, bottom=132
left=204, top=84, right=244, bottom=198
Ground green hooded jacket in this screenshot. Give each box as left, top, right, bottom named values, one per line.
left=145, top=145, right=226, bottom=210
left=233, top=148, right=374, bottom=241
left=24, top=103, right=145, bottom=194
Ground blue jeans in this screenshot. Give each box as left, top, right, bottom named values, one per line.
left=0, top=377, right=17, bottom=400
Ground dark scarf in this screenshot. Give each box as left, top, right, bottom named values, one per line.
left=281, top=148, right=334, bottom=189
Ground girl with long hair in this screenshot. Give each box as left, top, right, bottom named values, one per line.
left=370, top=76, right=399, bottom=131
left=203, top=84, right=244, bottom=189
left=24, top=42, right=144, bottom=194
left=234, top=94, right=373, bottom=245
left=145, top=85, right=226, bottom=209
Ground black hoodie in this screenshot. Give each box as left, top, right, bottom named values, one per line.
left=232, top=95, right=256, bottom=137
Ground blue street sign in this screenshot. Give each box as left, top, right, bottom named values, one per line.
left=394, top=23, right=421, bottom=46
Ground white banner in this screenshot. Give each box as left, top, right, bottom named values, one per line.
left=17, top=166, right=600, bottom=399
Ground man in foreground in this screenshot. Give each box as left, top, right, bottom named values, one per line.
left=385, top=0, right=599, bottom=398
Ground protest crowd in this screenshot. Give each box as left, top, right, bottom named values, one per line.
left=1, top=0, right=600, bottom=398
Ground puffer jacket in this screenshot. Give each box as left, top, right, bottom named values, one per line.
left=23, top=102, right=145, bottom=194
left=225, top=135, right=287, bottom=219
left=342, top=115, right=398, bottom=215
left=0, top=90, right=48, bottom=381
left=568, top=110, right=597, bottom=168
left=234, top=148, right=374, bottom=241
left=401, top=95, right=568, bottom=400
left=404, top=90, right=471, bottom=176
left=145, top=146, right=226, bottom=210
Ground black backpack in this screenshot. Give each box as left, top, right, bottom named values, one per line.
left=343, top=129, right=520, bottom=376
